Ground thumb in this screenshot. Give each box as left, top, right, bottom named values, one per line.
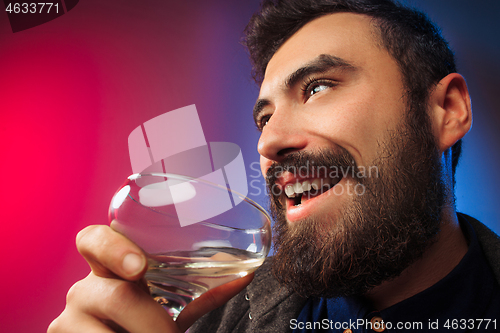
left=175, top=273, right=254, bottom=332
left=77, top=225, right=147, bottom=281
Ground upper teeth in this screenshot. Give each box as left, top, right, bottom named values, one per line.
left=284, top=178, right=331, bottom=198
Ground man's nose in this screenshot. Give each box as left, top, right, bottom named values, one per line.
left=257, top=107, right=308, bottom=163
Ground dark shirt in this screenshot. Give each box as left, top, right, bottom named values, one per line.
left=293, top=215, right=500, bottom=332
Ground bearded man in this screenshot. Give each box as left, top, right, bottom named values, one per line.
left=49, top=0, right=500, bottom=332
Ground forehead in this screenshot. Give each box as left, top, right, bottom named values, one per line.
left=261, top=12, right=398, bottom=92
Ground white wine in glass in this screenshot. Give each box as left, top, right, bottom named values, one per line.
left=109, top=173, right=272, bottom=319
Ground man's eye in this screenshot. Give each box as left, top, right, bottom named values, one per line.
left=308, top=84, right=329, bottom=96
left=301, top=79, right=336, bottom=99
left=258, top=115, right=271, bottom=130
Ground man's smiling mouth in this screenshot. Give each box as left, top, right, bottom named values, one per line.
left=283, top=175, right=344, bottom=206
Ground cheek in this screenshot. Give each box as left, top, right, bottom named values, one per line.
left=312, top=96, right=380, bottom=149
left=316, top=89, right=404, bottom=162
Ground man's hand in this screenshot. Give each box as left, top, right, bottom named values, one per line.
left=48, top=225, right=253, bottom=332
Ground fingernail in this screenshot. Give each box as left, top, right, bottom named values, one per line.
left=122, top=253, right=145, bottom=276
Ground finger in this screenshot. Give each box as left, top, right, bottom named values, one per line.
left=102, top=319, right=133, bottom=333
left=48, top=310, right=115, bottom=333
left=76, top=225, right=147, bottom=281
left=176, top=273, right=254, bottom=332
left=76, top=273, right=181, bottom=333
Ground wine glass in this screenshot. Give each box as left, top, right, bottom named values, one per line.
left=108, top=173, right=272, bottom=320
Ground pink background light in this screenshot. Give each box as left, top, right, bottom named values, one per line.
left=0, top=1, right=499, bottom=332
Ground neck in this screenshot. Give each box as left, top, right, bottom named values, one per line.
left=364, top=207, right=468, bottom=310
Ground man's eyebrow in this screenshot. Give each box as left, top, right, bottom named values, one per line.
left=285, top=54, right=356, bottom=89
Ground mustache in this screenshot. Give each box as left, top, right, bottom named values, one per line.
left=265, top=148, right=358, bottom=190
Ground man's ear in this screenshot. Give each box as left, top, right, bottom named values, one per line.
left=429, top=73, right=472, bottom=153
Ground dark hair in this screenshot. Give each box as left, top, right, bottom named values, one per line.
left=244, top=0, right=462, bottom=177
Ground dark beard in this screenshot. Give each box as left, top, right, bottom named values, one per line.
left=268, top=115, right=446, bottom=298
